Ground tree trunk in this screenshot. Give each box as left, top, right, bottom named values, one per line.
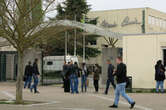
left=16, top=51, right=24, bottom=104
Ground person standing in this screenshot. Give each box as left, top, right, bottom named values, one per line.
left=155, top=60, right=165, bottom=93
left=110, top=57, right=135, bottom=109
left=104, top=59, right=116, bottom=95
left=64, top=62, right=71, bottom=93
left=30, top=59, right=40, bottom=94
left=24, top=61, right=33, bottom=89
left=69, top=61, right=78, bottom=94
left=62, top=61, right=68, bottom=88
left=93, top=64, right=100, bottom=93
left=81, top=63, right=88, bottom=92
left=73, top=62, right=80, bottom=93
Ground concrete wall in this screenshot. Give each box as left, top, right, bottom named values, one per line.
left=101, top=48, right=118, bottom=84
left=123, top=34, right=166, bottom=89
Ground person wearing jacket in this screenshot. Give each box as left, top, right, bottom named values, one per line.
left=24, top=61, right=33, bottom=89
left=105, top=59, right=116, bottom=95
left=81, top=63, right=88, bottom=92
left=69, top=61, right=79, bottom=94
left=110, top=57, right=135, bottom=109
left=93, top=64, right=100, bottom=93
left=155, top=60, right=165, bottom=93
left=30, top=58, right=40, bottom=94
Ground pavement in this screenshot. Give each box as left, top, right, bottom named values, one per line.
left=0, top=82, right=166, bottom=110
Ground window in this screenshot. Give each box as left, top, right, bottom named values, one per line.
left=90, top=40, right=97, bottom=45
left=47, top=61, right=53, bottom=65
left=148, top=16, right=152, bottom=24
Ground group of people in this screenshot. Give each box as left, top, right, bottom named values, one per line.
left=24, top=58, right=40, bottom=94
left=62, top=61, right=88, bottom=93
left=62, top=57, right=136, bottom=109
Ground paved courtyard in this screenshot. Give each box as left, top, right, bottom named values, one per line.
left=0, top=82, right=165, bottom=110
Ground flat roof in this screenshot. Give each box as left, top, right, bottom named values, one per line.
left=123, top=32, right=166, bottom=36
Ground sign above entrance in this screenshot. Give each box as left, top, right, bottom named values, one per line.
left=100, top=16, right=141, bottom=28
left=100, top=20, right=117, bottom=28
left=121, top=16, right=141, bottom=27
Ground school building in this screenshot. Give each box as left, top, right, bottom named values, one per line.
left=87, top=7, right=166, bottom=65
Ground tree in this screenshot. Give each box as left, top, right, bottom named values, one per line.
left=0, top=0, right=121, bottom=104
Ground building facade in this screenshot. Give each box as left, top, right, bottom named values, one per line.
left=123, top=33, right=166, bottom=89
left=87, top=7, right=166, bottom=65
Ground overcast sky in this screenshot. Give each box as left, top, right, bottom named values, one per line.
left=87, top=0, right=166, bottom=13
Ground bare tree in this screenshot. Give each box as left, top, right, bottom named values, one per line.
left=104, top=37, right=119, bottom=48
left=0, top=0, right=121, bottom=104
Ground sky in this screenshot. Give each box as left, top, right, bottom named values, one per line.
left=87, top=0, right=166, bottom=13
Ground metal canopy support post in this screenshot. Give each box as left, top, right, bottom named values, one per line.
left=74, top=15, right=77, bottom=56
left=83, top=34, right=85, bottom=63
left=65, top=31, right=68, bottom=61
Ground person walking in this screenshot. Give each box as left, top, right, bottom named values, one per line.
left=93, top=64, right=100, bottom=93
left=155, top=60, right=165, bottom=93
left=24, top=61, right=33, bottom=89
left=110, top=57, right=135, bottom=109
left=104, top=59, right=116, bottom=95
left=81, top=63, right=88, bottom=92
left=30, top=59, right=40, bottom=94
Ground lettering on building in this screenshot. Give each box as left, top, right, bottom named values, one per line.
left=121, top=16, right=141, bottom=27
left=100, top=20, right=117, bottom=28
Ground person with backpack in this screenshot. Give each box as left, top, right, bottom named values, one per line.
left=155, top=60, right=166, bottom=93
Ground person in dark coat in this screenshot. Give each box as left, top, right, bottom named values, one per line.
left=155, top=60, right=165, bottom=93
left=64, top=62, right=71, bottom=93
left=93, top=64, right=100, bottom=93
left=24, top=61, right=33, bottom=89
left=62, top=61, right=68, bottom=88
left=110, top=57, right=135, bottom=109
left=30, top=58, right=40, bottom=94
left=104, top=59, right=116, bottom=95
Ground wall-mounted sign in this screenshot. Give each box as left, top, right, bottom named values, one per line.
left=121, top=16, right=141, bottom=27
left=100, top=20, right=117, bottom=28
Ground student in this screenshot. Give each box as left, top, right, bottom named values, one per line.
left=62, top=61, right=68, bottom=88
left=155, top=60, right=165, bottom=93
left=64, top=62, right=71, bottom=93
left=110, top=57, right=135, bottom=109
left=69, top=61, right=79, bottom=94
left=81, top=63, right=88, bottom=92
left=24, top=61, right=33, bottom=89
left=30, top=59, right=40, bottom=94
left=105, top=59, right=116, bottom=95
left=93, top=64, right=100, bottom=93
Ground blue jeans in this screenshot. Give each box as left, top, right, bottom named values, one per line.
left=81, top=75, right=87, bottom=92
left=114, top=83, right=134, bottom=106
left=70, top=74, right=79, bottom=93
left=31, top=75, right=39, bottom=93
left=24, top=76, right=32, bottom=88
left=156, top=81, right=164, bottom=93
